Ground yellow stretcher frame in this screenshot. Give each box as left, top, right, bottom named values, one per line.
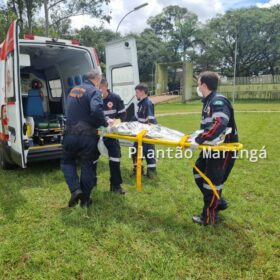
left=101, top=130, right=243, bottom=200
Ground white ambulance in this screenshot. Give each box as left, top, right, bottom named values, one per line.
left=0, top=20, right=139, bottom=169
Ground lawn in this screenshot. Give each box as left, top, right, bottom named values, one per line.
left=155, top=99, right=280, bottom=114
left=0, top=107, right=279, bottom=279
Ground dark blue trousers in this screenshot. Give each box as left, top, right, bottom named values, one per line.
left=103, top=137, right=122, bottom=187
left=61, top=134, right=99, bottom=199
left=132, top=142, right=157, bottom=171
left=193, top=151, right=236, bottom=224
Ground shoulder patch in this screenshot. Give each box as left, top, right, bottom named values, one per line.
left=213, top=100, right=224, bottom=106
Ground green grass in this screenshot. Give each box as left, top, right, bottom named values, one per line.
left=0, top=109, right=280, bottom=279
left=156, top=100, right=280, bottom=114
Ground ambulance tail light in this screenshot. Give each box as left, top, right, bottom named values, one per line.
left=71, top=39, right=80, bottom=45
left=1, top=105, right=9, bottom=140
left=92, top=48, right=100, bottom=66
left=24, top=34, right=35, bottom=40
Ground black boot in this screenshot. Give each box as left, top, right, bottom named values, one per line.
left=110, top=185, right=126, bottom=195
left=68, top=189, right=83, bottom=207
left=146, top=168, right=157, bottom=178
left=217, top=196, right=228, bottom=211
left=80, top=197, right=93, bottom=208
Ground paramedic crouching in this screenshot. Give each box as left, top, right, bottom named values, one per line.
left=61, top=70, right=108, bottom=208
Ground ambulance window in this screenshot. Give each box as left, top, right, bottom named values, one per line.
left=111, top=66, right=134, bottom=105
left=49, top=79, right=62, bottom=99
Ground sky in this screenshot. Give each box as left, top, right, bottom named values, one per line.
left=70, top=0, right=280, bottom=34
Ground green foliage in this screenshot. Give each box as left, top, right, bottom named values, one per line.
left=0, top=107, right=279, bottom=279
left=0, top=8, right=17, bottom=42
left=147, top=5, right=199, bottom=62
left=194, top=6, right=280, bottom=76
left=77, top=26, right=120, bottom=69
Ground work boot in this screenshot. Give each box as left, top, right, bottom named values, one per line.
left=68, top=189, right=83, bottom=207
left=217, top=197, right=228, bottom=211
left=132, top=166, right=144, bottom=176
left=192, top=215, right=218, bottom=226
left=110, top=185, right=126, bottom=195
left=80, top=197, right=93, bottom=208
left=146, top=168, right=157, bottom=178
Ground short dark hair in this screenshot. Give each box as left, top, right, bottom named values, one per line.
left=135, top=83, right=149, bottom=95
left=100, top=78, right=108, bottom=86
left=198, top=71, right=219, bottom=91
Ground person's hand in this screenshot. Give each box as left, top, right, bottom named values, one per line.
left=189, top=140, right=199, bottom=150
left=106, top=118, right=115, bottom=126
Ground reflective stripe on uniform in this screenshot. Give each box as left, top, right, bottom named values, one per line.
left=104, top=109, right=117, bottom=115
left=147, top=164, right=156, bottom=168
left=93, top=160, right=98, bottom=164
left=109, top=157, right=120, bottom=162
left=137, top=117, right=148, bottom=122
left=148, top=116, right=155, bottom=119
left=201, top=117, right=213, bottom=125
left=118, top=109, right=126, bottom=113
left=203, top=183, right=223, bottom=191
left=212, top=112, right=229, bottom=121
left=194, top=174, right=202, bottom=179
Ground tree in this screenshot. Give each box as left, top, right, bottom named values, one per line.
left=76, top=26, right=120, bottom=72
left=44, top=0, right=111, bottom=37
left=196, top=6, right=280, bottom=77
left=133, top=28, right=168, bottom=82
left=147, top=5, right=199, bottom=62
left=7, top=0, right=42, bottom=33
left=0, top=6, right=17, bottom=42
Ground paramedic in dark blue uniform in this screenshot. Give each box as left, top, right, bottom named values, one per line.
left=99, top=78, right=126, bottom=194
left=61, top=70, right=108, bottom=208
left=132, top=83, right=157, bottom=177
left=191, top=71, right=238, bottom=226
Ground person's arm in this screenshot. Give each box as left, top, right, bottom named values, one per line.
left=195, top=100, right=230, bottom=144
left=90, top=91, right=108, bottom=127
left=116, top=96, right=127, bottom=122
left=147, top=102, right=157, bottom=124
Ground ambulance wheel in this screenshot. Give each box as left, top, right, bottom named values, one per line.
left=0, top=144, right=15, bottom=170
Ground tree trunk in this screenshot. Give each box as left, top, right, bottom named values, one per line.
left=44, top=0, right=49, bottom=37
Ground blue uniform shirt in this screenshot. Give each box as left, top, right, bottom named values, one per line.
left=66, top=80, right=106, bottom=128
left=136, top=97, right=157, bottom=124
left=103, top=90, right=126, bottom=122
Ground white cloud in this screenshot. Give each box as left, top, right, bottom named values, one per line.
left=71, top=0, right=225, bottom=34
left=257, top=0, right=280, bottom=8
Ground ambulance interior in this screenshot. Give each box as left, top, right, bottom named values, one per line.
left=19, top=44, right=94, bottom=147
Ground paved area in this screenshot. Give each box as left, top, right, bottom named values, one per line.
left=149, top=95, right=179, bottom=104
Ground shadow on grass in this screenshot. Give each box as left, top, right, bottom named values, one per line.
left=59, top=189, right=256, bottom=271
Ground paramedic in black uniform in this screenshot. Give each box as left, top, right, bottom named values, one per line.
left=191, top=71, right=238, bottom=226
left=61, top=70, right=108, bottom=208
left=131, top=83, right=157, bottom=177
left=99, top=78, right=126, bottom=194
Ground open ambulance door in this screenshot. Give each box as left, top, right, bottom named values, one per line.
left=3, top=20, right=27, bottom=168
left=105, top=38, right=140, bottom=121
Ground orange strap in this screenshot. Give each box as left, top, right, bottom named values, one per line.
left=179, top=134, right=220, bottom=200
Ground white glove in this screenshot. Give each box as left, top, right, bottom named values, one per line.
left=106, top=118, right=115, bottom=126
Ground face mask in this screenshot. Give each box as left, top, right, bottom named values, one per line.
left=196, top=87, right=203, bottom=98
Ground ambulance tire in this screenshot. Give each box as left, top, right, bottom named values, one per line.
left=0, top=143, right=15, bottom=170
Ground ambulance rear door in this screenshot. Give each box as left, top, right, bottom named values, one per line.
left=3, top=20, right=27, bottom=168
left=105, top=38, right=140, bottom=120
